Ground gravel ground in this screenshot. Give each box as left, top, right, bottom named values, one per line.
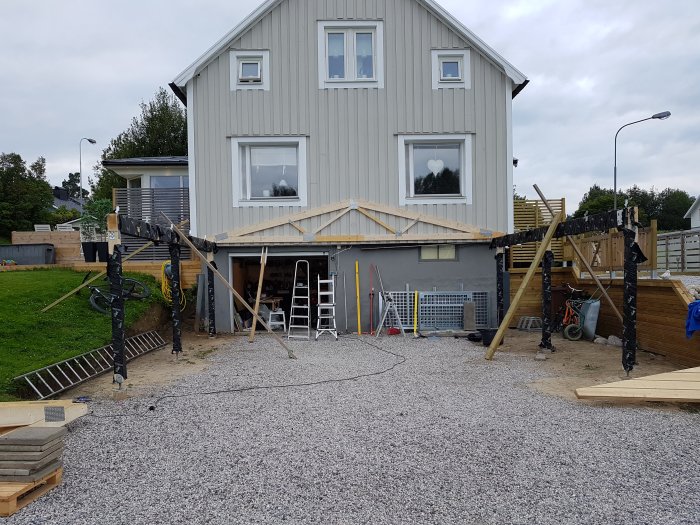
left=8, top=336, right=700, bottom=525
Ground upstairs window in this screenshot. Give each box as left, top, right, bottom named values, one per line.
left=230, top=50, right=270, bottom=91
left=431, top=50, right=470, bottom=90
left=318, top=21, right=384, bottom=89
left=239, top=60, right=262, bottom=83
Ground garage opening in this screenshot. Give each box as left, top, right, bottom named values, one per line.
left=230, top=253, right=329, bottom=330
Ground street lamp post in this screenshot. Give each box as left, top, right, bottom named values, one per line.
left=79, top=137, right=97, bottom=206
left=614, top=111, right=670, bottom=210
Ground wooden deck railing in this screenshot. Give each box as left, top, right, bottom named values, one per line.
left=510, top=198, right=566, bottom=268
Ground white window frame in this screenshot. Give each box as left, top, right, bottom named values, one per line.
left=231, top=137, right=307, bottom=208
left=420, top=244, right=457, bottom=261
left=397, top=134, right=472, bottom=206
left=230, top=50, right=270, bottom=91
left=431, top=50, right=470, bottom=90
left=318, top=21, right=384, bottom=89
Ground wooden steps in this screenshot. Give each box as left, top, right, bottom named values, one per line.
left=0, top=466, right=62, bottom=517
left=575, top=366, right=700, bottom=403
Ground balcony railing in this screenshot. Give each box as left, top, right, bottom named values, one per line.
left=114, top=187, right=190, bottom=261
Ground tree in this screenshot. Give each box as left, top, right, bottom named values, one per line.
left=61, top=172, right=88, bottom=200
left=90, top=87, right=187, bottom=200
left=0, top=153, right=53, bottom=236
left=48, top=205, right=81, bottom=227
left=572, top=184, right=694, bottom=231
left=657, top=188, right=694, bottom=231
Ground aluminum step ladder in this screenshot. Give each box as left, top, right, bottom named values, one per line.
left=288, top=260, right=310, bottom=340
left=316, top=274, right=338, bottom=340
left=374, top=265, right=406, bottom=338
left=14, top=331, right=167, bottom=400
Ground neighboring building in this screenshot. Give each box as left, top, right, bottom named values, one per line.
left=120, top=0, right=528, bottom=332
left=52, top=187, right=82, bottom=214
left=684, top=195, right=700, bottom=229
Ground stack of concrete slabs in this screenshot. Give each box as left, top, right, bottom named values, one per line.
left=0, top=427, right=65, bottom=483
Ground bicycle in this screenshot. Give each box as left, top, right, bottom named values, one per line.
left=81, top=272, right=150, bottom=315
left=552, top=284, right=588, bottom=341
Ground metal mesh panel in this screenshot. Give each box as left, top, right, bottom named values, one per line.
left=381, top=291, right=489, bottom=330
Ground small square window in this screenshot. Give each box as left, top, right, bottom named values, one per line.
left=230, top=50, right=269, bottom=91
left=431, top=50, right=470, bottom=90
left=440, top=59, right=461, bottom=81
left=239, top=60, right=262, bottom=83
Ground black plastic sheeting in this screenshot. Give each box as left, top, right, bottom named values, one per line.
left=539, top=250, right=554, bottom=350
left=108, top=246, right=127, bottom=380
left=495, top=252, right=505, bottom=325
left=622, top=229, right=647, bottom=373
left=169, top=243, right=183, bottom=355
left=119, top=215, right=217, bottom=253
left=490, top=208, right=629, bottom=248
left=207, top=265, right=217, bottom=337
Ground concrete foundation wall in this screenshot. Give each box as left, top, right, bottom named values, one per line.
left=211, top=243, right=496, bottom=333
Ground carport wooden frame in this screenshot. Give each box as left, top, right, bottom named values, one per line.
left=213, top=199, right=499, bottom=245
left=487, top=205, right=641, bottom=373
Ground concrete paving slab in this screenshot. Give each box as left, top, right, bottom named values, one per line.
left=0, top=460, right=61, bottom=483
left=0, top=448, right=63, bottom=472
left=0, top=426, right=66, bottom=446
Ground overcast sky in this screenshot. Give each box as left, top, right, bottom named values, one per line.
left=2, top=0, right=698, bottom=213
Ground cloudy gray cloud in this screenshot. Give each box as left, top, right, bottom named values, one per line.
left=1, top=0, right=698, bottom=214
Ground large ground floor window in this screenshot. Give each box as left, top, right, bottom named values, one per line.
left=397, top=134, right=472, bottom=205
left=231, top=137, right=308, bottom=207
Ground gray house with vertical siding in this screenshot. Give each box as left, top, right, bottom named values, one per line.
left=168, top=0, right=527, bottom=333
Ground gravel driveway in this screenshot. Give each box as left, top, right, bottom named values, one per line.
left=8, top=336, right=700, bottom=525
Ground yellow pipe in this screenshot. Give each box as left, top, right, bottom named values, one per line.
left=413, top=290, right=418, bottom=337
left=355, top=260, right=362, bottom=335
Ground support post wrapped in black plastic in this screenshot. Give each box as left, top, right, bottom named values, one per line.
left=108, top=246, right=127, bottom=380
left=495, top=251, right=505, bottom=325
left=622, top=228, right=638, bottom=373
left=169, top=242, right=182, bottom=355
left=207, top=264, right=216, bottom=337
left=539, top=250, right=554, bottom=350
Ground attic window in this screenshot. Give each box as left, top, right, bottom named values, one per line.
left=230, top=50, right=270, bottom=91
left=239, top=60, right=262, bottom=83
left=318, top=21, right=384, bottom=89
left=431, top=50, right=470, bottom=90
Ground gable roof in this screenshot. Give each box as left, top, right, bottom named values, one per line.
left=170, top=0, right=527, bottom=102
left=684, top=195, right=700, bottom=219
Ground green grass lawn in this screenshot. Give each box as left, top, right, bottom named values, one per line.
left=0, top=268, right=163, bottom=400
left=0, top=236, right=10, bottom=245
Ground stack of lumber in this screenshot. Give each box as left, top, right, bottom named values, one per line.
left=0, top=427, right=65, bottom=516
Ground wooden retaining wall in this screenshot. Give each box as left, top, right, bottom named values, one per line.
left=11, top=231, right=82, bottom=263
left=1, top=261, right=202, bottom=289
left=509, top=267, right=700, bottom=366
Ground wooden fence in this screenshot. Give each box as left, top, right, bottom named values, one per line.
left=657, top=228, right=700, bottom=272
left=11, top=231, right=82, bottom=263
left=565, top=220, right=658, bottom=273
left=508, top=267, right=700, bottom=366
left=510, top=199, right=566, bottom=267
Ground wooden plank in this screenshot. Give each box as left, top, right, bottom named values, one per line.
left=248, top=248, right=268, bottom=342
left=0, top=401, right=88, bottom=429
left=485, top=211, right=562, bottom=360
left=313, top=206, right=352, bottom=234
left=0, top=466, right=62, bottom=517
left=356, top=207, right=396, bottom=234
left=576, top=388, right=700, bottom=402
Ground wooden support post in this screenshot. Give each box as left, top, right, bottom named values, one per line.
left=249, top=248, right=268, bottom=342
left=622, top=228, right=638, bottom=373
left=539, top=250, right=554, bottom=350
left=169, top=242, right=182, bottom=355
left=485, top=211, right=562, bottom=360
left=533, top=185, right=623, bottom=324
left=107, top=245, right=127, bottom=381
left=495, top=249, right=505, bottom=325
left=160, top=214, right=296, bottom=359
left=208, top=264, right=216, bottom=338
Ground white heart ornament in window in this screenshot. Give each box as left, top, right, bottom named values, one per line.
left=427, top=159, right=444, bottom=175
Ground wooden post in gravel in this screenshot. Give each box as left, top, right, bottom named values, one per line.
left=485, top=211, right=562, bottom=360
left=533, top=185, right=623, bottom=324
